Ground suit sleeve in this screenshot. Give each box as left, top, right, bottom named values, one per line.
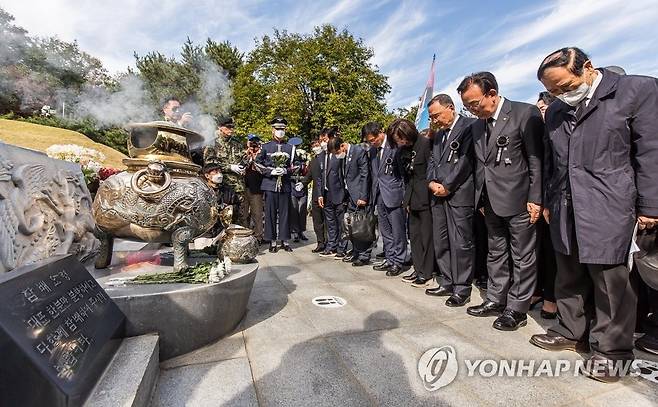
left=631, top=77, right=658, bottom=216
left=522, top=105, right=544, bottom=205
left=426, top=138, right=439, bottom=182
left=302, top=158, right=314, bottom=187
left=255, top=145, right=275, bottom=177
left=541, top=123, right=554, bottom=206
left=442, top=126, right=474, bottom=194
left=356, top=149, right=370, bottom=202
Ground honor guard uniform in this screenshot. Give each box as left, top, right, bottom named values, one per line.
left=255, top=117, right=299, bottom=252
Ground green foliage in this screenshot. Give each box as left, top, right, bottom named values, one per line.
left=0, top=8, right=112, bottom=114
left=233, top=25, right=391, bottom=144
left=134, top=37, right=242, bottom=116
left=131, top=260, right=219, bottom=284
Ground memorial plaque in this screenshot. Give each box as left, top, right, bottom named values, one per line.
left=0, top=255, right=125, bottom=407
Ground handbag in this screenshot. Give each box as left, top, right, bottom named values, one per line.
left=342, top=207, right=377, bottom=243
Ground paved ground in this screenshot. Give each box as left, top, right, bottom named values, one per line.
left=152, top=231, right=658, bottom=407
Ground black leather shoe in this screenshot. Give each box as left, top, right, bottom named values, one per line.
left=635, top=334, right=658, bottom=355
left=530, top=334, right=590, bottom=353
left=386, top=265, right=404, bottom=276
left=445, top=294, right=470, bottom=307
left=373, top=261, right=392, bottom=271
left=401, top=272, right=418, bottom=283
left=410, top=277, right=432, bottom=287
left=334, top=252, right=346, bottom=260
left=319, top=250, right=337, bottom=257
left=299, top=233, right=308, bottom=241
left=342, top=255, right=354, bottom=262
left=493, top=309, right=527, bottom=331
left=376, top=251, right=385, bottom=259
left=269, top=244, right=279, bottom=253
left=466, top=300, right=505, bottom=317
left=352, top=259, right=369, bottom=267
left=281, top=244, right=293, bottom=252
left=425, top=286, right=452, bottom=297
left=312, top=245, right=325, bottom=253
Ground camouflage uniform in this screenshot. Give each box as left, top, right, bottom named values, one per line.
left=204, top=135, right=247, bottom=225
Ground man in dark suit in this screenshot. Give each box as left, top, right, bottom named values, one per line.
left=424, top=94, right=476, bottom=307
left=458, top=72, right=544, bottom=331
left=318, top=139, right=348, bottom=258
left=362, top=122, right=407, bottom=276
left=300, top=139, right=326, bottom=252
left=255, top=117, right=298, bottom=253
left=529, top=47, right=658, bottom=382
left=327, top=137, right=371, bottom=266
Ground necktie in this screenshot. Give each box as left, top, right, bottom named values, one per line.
left=486, top=117, right=494, bottom=144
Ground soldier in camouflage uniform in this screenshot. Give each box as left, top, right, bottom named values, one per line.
left=203, top=117, right=248, bottom=226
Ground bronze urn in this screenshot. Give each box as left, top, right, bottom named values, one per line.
left=93, top=121, right=218, bottom=272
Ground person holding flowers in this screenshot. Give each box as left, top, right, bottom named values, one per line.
left=256, top=117, right=298, bottom=253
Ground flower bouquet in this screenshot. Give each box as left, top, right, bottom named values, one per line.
left=270, top=151, right=290, bottom=191
left=46, top=144, right=106, bottom=189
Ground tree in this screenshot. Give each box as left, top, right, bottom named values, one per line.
left=205, top=39, right=243, bottom=80
left=232, top=25, right=391, bottom=143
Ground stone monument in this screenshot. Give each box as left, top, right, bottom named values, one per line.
left=0, top=142, right=100, bottom=274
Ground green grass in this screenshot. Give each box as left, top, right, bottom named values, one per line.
left=0, top=119, right=127, bottom=169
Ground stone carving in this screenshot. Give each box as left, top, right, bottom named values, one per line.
left=93, top=122, right=218, bottom=272
left=0, top=143, right=99, bottom=273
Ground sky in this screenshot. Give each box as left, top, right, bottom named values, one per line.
left=2, top=0, right=658, bottom=111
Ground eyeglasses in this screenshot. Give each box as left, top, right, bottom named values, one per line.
left=465, top=95, right=486, bottom=112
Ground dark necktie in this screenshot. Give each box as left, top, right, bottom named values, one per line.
left=485, top=117, right=494, bottom=144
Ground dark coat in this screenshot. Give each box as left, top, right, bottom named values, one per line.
left=344, top=144, right=370, bottom=207
left=323, top=154, right=346, bottom=205
left=370, top=138, right=406, bottom=208
left=544, top=68, right=658, bottom=264
left=427, top=115, right=476, bottom=207
left=403, top=136, right=432, bottom=211
left=256, top=141, right=296, bottom=193
left=302, top=155, right=323, bottom=201
left=472, top=98, right=544, bottom=216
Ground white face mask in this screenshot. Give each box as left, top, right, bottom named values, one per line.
left=556, top=81, right=590, bottom=106
left=211, top=174, right=223, bottom=184
left=274, top=129, right=285, bottom=139
left=312, top=146, right=322, bottom=155
left=335, top=152, right=346, bottom=159
left=320, top=141, right=328, bottom=151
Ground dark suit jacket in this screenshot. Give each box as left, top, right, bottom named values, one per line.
left=427, top=115, right=476, bottom=207
left=302, top=156, right=323, bottom=201
left=324, top=154, right=346, bottom=205
left=403, top=136, right=432, bottom=211
left=256, top=141, right=296, bottom=193
left=344, top=144, right=370, bottom=207
left=370, top=139, right=406, bottom=208
left=472, top=98, right=544, bottom=216
left=544, top=68, right=658, bottom=264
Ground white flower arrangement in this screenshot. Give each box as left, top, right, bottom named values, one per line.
left=295, top=148, right=309, bottom=163
left=46, top=144, right=106, bottom=185
left=270, top=151, right=290, bottom=191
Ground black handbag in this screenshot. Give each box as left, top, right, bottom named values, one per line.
left=342, top=207, right=377, bottom=243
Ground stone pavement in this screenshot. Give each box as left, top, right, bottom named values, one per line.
left=152, top=232, right=658, bottom=407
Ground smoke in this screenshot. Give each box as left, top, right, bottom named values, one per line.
left=72, top=73, right=155, bottom=126
left=70, top=57, right=233, bottom=146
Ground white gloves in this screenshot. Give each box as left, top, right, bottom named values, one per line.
left=294, top=182, right=304, bottom=192
left=271, top=168, right=286, bottom=176
left=230, top=164, right=245, bottom=175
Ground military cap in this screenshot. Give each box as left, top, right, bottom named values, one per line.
left=270, top=116, right=288, bottom=129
